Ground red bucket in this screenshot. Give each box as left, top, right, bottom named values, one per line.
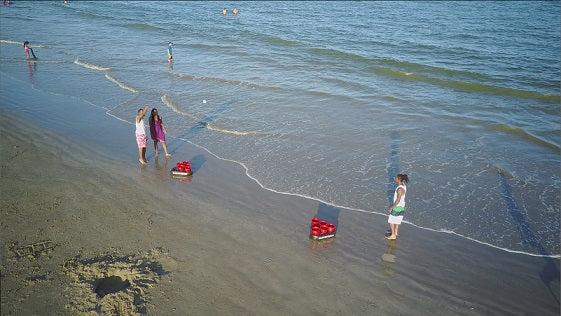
left=311, top=227, right=320, bottom=236
left=327, top=224, right=336, bottom=233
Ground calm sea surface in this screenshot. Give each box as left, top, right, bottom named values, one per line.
left=1, top=1, right=559, bottom=257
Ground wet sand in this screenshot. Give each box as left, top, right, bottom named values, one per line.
left=0, top=77, right=559, bottom=315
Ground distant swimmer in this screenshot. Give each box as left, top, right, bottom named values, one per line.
left=167, top=42, right=173, bottom=60
left=23, top=41, right=37, bottom=60
left=233, top=8, right=238, bottom=15
left=222, top=8, right=227, bottom=16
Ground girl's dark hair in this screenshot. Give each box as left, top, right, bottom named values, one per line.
left=397, top=174, right=409, bottom=183
left=23, top=41, right=29, bottom=46
left=149, top=108, right=158, bottom=124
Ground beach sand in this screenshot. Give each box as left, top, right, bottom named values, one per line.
left=0, top=77, right=559, bottom=315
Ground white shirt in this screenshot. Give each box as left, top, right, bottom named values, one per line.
left=135, top=117, right=146, bottom=135
left=393, top=184, right=406, bottom=207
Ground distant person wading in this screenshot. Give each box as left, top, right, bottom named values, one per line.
left=23, top=41, right=36, bottom=60
left=167, top=42, right=173, bottom=60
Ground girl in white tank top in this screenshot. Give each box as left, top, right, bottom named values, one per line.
left=386, top=174, right=409, bottom=240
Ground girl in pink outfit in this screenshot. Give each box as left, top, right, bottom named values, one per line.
left=23, top=41, right=30, bottom=59
left=149, top=108, right=171, bottom=157
left=136, top=105, right=150, bottom=164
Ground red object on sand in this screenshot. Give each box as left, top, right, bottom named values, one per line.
left=171, top=160, right=193, bottom=178
left=310, top=217, right=337, bottom=240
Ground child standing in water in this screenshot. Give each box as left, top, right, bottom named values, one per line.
left=23, top=41, right=30, bottom=59
left=386, top=174, right=409, bottom=240
left=167, top=42, right=173, bottom=60
left=23, top=41, right=37, bottom=59
left=149, top=108, right=171, bottom=158
left=136, top=105, right=150, bottom=164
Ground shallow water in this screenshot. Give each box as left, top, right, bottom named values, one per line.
left=1, top=1, right=559, bottom=256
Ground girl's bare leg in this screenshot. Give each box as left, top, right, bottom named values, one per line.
left=162, top=141, right=171, bottom=157
left=153, top=140, right=159, bottom=156
left=138, top=147, right=147, bottom=164
left=141, top=147, right=148, bottom=163
left=386, top=224, right=398, bottom=240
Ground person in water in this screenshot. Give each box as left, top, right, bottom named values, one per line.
left=136, top=105, right=150, bottom=164
left=386, top=174, right=409, bottom=240
left=23, top=41, right=31, bottom=59
left=233, top=8, right=238, bottom=15
left=222, top=8, right=227, bottom=16
left=23, top=41, right=37, bottom=59
left=149, top=108, right=171, bottom=158
left=167, top=42, right=173, bottom=60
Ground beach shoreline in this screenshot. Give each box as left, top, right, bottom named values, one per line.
left=0, top=73, right=559, bottom=315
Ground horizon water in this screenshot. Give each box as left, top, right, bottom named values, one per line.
left=0, top=1, right=559, bottom=257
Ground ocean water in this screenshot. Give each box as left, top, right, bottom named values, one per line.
left=1, top=1, right=559, bottom=257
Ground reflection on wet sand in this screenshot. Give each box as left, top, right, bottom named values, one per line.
left=381, top=241, right=397, bottom=275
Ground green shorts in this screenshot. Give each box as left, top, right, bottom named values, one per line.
left=390, top=206, right=405, bottom=216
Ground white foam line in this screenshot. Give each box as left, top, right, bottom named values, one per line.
left=0, top=39, right=46, bottom=48
left=105, top=74, right=138, bottom=93
left=1, top=39, right=22, bottom=45
left=160, top=95, right=199, bottom=121
left=74, top=59, right=111, bottom=71
left=402, top=223, right=560, bottom=259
